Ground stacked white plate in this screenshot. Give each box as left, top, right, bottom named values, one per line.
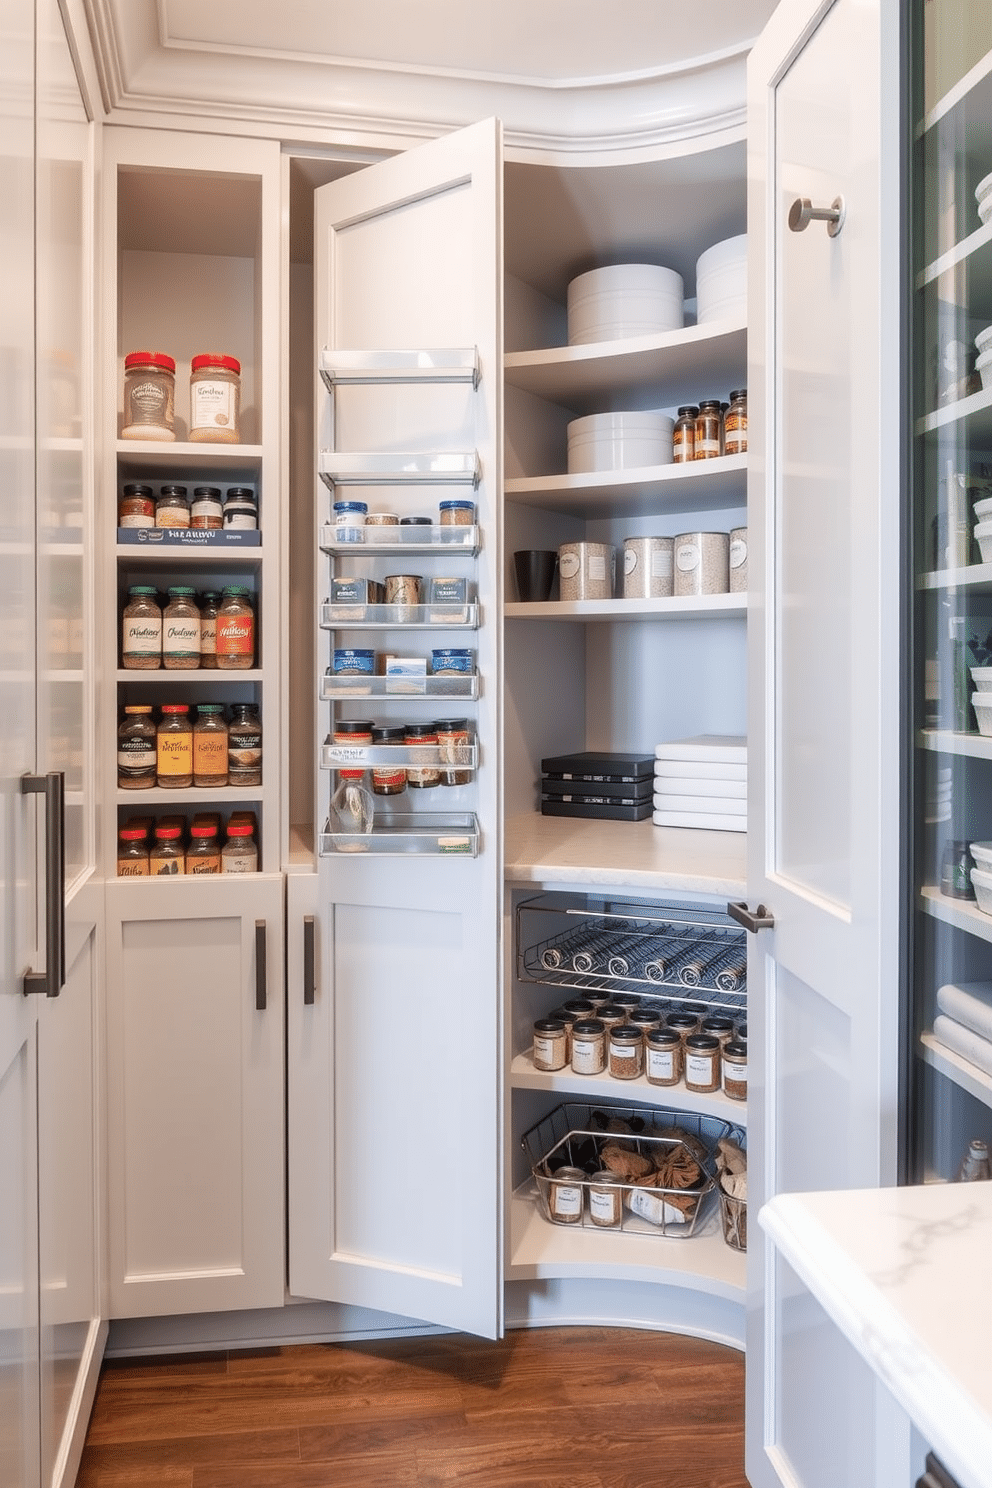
left=566, top=263, right=684, bottom=346
left=695, top=234, right=747, bottom=326
left=566, top=410, right=674, bottom=474
left=653, top=735, right=747, bottom=832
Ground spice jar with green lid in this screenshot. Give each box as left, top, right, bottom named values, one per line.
left=121, top=586, right=162, bottom=670
left=163, top=587, right=201, bottom=670
left=193, top=704, right=228, bottom=788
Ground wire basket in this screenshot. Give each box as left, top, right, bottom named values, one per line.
left=718, top=1189, right=747, bottom=1251
left=520, top=1102, right=743, bottom=1240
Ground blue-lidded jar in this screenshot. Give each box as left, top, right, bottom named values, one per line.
left=431, top=648, right=473, bottom=675
left=333, top=648, right=375, bottom=675
left=333, top=501, right=367, bottom=541
left=439, top=499, right=475, bottom=526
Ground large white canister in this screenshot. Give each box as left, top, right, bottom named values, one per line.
left=695, top=234, right=747, bottom=326
left=567, top=263, right=683, bottom=345
left=558, top=542, right=615, bottom=601
left=567, top=410, right=674, bottom=474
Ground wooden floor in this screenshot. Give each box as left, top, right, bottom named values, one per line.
left=77, top=1326, right=748, bottom=1487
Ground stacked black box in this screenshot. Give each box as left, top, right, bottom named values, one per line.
left=540, top=751, right=655, bottom=821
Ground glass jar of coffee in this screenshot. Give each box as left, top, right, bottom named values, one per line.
left=122, top=586, right=162, bottom=670
left=163, top=587, right=200, bottom=669
left=118, top=705, right=157, bottom=789
left=228, top=703, right=262, bottom=786
left=193, top=704, right=228, bottom=788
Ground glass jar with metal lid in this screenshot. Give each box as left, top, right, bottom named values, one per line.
left=645, top=1027, right=683, bottom=1087
left=216, top=587, right=255, bottom=669
left=155, top=485, right=190, bottom=528
left=333, top=720, right=373, bottom=781
left=672, top=404, right=698, bottom=463
left=532, top=1017, right=568, bottom=1072
left=189, top=353, right=241, bottom=443
left=722, top=1038, right=748, bottom=1101
left=404, top=722, right=440, bottom=788
left=193, top=704, right=228, bottom=788
left=186, top=822, right=222, bottom=874
left=684, top=1032, right=721, bottom=1093
left=434, top=717, right=471, bottom=786
left=228, top=703, right=262, bottom=785
left=119, top=482, right=155, bottom=528
left=570, top=1018, right=606, bottom=1075
left=438, top=499, right=475, bottom=526
left=694, top=399, right=723, bottom=459
left=122, top=351, right=176, bottom=440
left=548, top=1166, right=586, bottom=1225
left=190, top=486, right=223, bottom=530
left=371, top=724, right=406, bottom=795
left=163, top=587, right=201, bottom=670
left=222, top=820, right=258, bottom=873
left=223, top=488, right=258, bottom=530
left=121, top=586, right=162, bottom=670
left=724, top=388, right=747, bottom=455
left=149, top=822, right=185, bottom=875
left=117, top=824, right=150, bottom=876
left=156, top=704, right=193, bottom=788
left=608, top=1024, right=644, bottom=1080
left=199, top=592, right=220, bottom=669
left=118, top=705, right=157, bottom=789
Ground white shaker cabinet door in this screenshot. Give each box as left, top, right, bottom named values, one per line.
left=745, top=2, right=904, bottom=1486
left=294, top=119, right=503, bottom=1339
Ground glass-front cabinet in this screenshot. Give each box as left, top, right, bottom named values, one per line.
left=911, top=2, right=992, bottom=1182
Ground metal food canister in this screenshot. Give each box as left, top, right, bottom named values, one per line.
left=384, top=573, right=422, bottom=606
left=558, top=541, right=614, bottom=601
left=623, top=535, right=674, bottom=598
left=673, top=531, right=730, bottom=596
left=729, top=525, right=748, bottom=593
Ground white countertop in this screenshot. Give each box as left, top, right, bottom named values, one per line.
left=504, top=813, right=748, bottom=895
left=761, top=1182, right=992, bottom=1488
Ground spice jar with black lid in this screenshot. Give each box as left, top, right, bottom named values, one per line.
left=191, top=485, right=223, bottom=530
left=645, top=1026, right=683, bottom=1087
left=608, top=1024, right=644, bottom=1080
left=333, top=720, right=373, bottom=780
left=371, top=724, right=406, bottom=795
left=404, top=722, right=440, bottom=788
left=666, top=1011, right=700, bottom=1041
left=155, top=485, right=190, bottom=528
left=228, top=703, right=262, bottom=786
left=684, top=1032, right=721, bottom=1093
left=570, top=1018, right=607, bottom=1075
left=434, top=718, right=472, bottom=786
left=673, top=404, right=698, bottom=463
left=722, top=1038, right=748, bottom=1101
left=597, top=1004, right=627, bottom=1030
left=694, top=399, right=723, bottom=460
left=532, top=1018, right=568, bottom=1072
left=119, top=482, right=155, bottom=528
left=223, top=488, right=258, bottom=530
left=628, top=1006, right=662, bottom=1036
left=609, top=991, right=642, bottom=1016
left=561, top=998, right=595, bottom=1021
left=700, top=1014, right=736, bottom=1047
left=724, top=388, right=747, bottom=455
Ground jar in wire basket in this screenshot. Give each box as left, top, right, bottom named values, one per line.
left=588, top=1170, right=623, bottom=1228
left=548, top=1166, right=586, bottom=1224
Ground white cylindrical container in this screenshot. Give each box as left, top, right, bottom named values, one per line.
left=729, top=526, right=748, bottom=593
left=623, top=535, right=674, bottom=598
left=566, top=411, right=673, bottom=474
left=558, top=542, right=615, bottom=601
left=567, top=263, right=683, bottom=346
left=695, top=234, right=747, bottom=325
left=673, top=531, right=730, bottom=596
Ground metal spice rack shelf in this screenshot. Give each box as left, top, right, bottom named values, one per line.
left=516, top=895, right=747, bottom=1016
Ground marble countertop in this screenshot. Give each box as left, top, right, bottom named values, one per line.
left=504, top=813, right=748, bottom=895
left=761, top=1182, right=992, bottom=1488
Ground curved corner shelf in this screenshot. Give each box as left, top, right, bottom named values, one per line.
left=919, top=1030, right=992, bottom=1112
left=505, top=594, right=745, bottom=622
left=505, top=454, right=746, bottom=519
left=508, top=1052, right=746, bottom=1124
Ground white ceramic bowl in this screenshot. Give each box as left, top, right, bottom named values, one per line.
left=970, top=841, right=992, bottom=870
left=974, top=495, right=992, bottom=521
left=567, top=264, right=683, bottom=346
left=974, top=519, right=992, bottom=563
left=971, top=667, right=992, bottom=693
left=972, top=691, right=992, bottom=735
left=566, top=411, right=674, bottom=473
left=695, top=234, right=747, bottom=325
left=970, top=864, right=992, bottom=915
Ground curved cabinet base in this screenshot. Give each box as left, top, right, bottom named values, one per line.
left=507, top=1277, right=743, bottom=1350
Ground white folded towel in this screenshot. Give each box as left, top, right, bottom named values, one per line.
left=932, top=1014, right=992, bottom=1078
left=935, top=981, right=992, bottom=1044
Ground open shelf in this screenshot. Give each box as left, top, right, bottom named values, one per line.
left=508, top=1052, right=746, bottom=1123
left=320, top=673, right=479, bottom=701
left=505, top=594, right=745, bottom=622
left=504, top=813, right=748, bottom=896
left=918, top=729, right=992, bottom=760
left=504, top=455, right=746, bottom=520
left=920, top=884, right=992, bottom=944
left=920, top=1030, right=992, bottom=1111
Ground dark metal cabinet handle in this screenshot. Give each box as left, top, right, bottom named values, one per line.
left=303, top=915, right=315, bottom=1005
left=255, top=920, right=266, bottom=1010
left=21, top=771, right=65, bottom=997
left=727, top=900, right=776, bottom=934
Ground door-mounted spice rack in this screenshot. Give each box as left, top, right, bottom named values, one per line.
left=320, top=601, right=480, bottom=629
left=320, top=673, right=480, bottom=701
left=320, top=742, right=478, bottom=771
left=319, top=346, right=480, bottom=389
left=319, top=811, right=480, bottom=857
left=319, top=525, right=480, bottom=554
left=318, top=452, right=481, bottom=489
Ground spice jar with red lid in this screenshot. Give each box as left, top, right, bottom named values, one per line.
left=189, top=353, right=241, bottom=443
left=122, top=351, right=175, bottom=441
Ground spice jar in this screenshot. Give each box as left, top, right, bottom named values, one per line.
left=371, top=724, right=406, bottom=796
left=684, top=1032, right=721, bottom=1093
left=156, top=704, right=193, bottom=788
left=186, top=822, right=222, bottom=874
left=199, top=591, right=220, bottom=668
left=722, top=1038, right=748, bottom=1101
left=724, top=388, right=747, bottom=455
left=694, top=399, right=723, bottom=459
left=548, top=1167, right=586, bottom=1225
left=190, top=486, right=223, bottom=530
left=439, top=499, right=475, bottom=526
left=628, top=1006, right=662, bottom=1036
left=149, top=822, right=185, bottom=875
left=700, top=1015, right=736, bottom=1047
left=228, top=703, right=262, bottom=786
left=608, top=1025, right=644, bottom=1080
left=645, top=1027, right=683, bottom=1087
left=365, top=511, right=399, bottom=528
left=588, top=1170, right=623, bottom=1228
left=121, top=586, right=162, bottom=670
left=155, top=485, right=191, bottom=529
left=532, top=1017, right=568, bottom=1072
left=189, top=353, right=241, bottom=443
left=405, top=722, right=440, bottom=788
left=673, top=405, right=698, bottom=463
left=435, top=718, right=472, bottom=786
left=333, top=720, right=373, bottom=780
left=666, top=1011, right=700, bottom=1043
left=117, top=825, right=150, bottom=876
left=216, top=587, right=255, bottom=669
left=561, top=998, right=596, bottom=1021
left=597, top=1004, right=627, bottom=1030
left=223, top=488, right=258, bottom=530
left=570, top=1018, right=606, bottom=1075
left=122, top=351, right=176, bottom=441
left=163, top=587, right=201, bottom=669
left=333, top=501, right=367, bottom=542
left=193, top=704, right=229, bottom=788
left=118, top=705, right=157, bottom=789
left=119, top=482, right=155, bottom=528
left=941, top=839, right=975, bottom=899
left=222, top=820, right=258, bottom=873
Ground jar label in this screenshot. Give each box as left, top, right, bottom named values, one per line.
left=587, top=554, right=607, bottom=580
left=676, top=543, right=701, bottom=571
left=117, top=745, right=156, bottom=771
left=123, top=619, right=162, bottom=655
left=222, top=852, right=257, bottom=873
left=157, top=733, right=192, bottom=774
left=190, top=380, right=237, bottom=431
left=117, top=860, right=149, bottom=876
left=228, top=734, right=261, bottom=764
left=151, top=855, right=184, bottom=875
left=120, top=513, right=155, bottom=528
left=647, top=1047, right=675, bottom=1079
left=127, top=380, right=171, bottom=419
left=730, top=539, right=748, bottom=569
left=624, top=548, right=638, bottom=575
left=533, top=1034, right=564, bottom=1066
left=610, top=1042, right=636, bottom=1060
left=558, top=552, right=580, bottom=580
left=589, top=1190, right=618, bottom=1224
left=224, top=509, right=257, bottom=530
left=189, top=853, right=222, bottom=874
left=552, top=1184, right=582, bottom=1217
left=200, top=618, right=216, bottom=654
left=571, top=1038, right=603, bottom=1073
left=194, top=733, right=227, bottom=772
left=686, top=1052, right=716, bottom=1083
left=651, top=550, right=673, bottom=577
left=723, top=1060, right=747, bottom=1082
left=164, top=620, right=201, bottom=658
left=217, top=615, right=254, bottom=658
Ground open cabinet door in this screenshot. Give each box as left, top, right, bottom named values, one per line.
left=289, top=119, right=503, bottom=1338
left=745, top=2, right=905, bottom=1485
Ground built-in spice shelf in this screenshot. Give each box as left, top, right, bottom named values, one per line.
left=320, top=742, right=477, bottom=770
left=319, top=524, right=480, bottom=555
left=320, top=601, right=480, bottom=629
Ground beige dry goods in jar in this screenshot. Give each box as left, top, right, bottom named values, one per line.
left=623, top=536, right=674, bottom=599
left=155, top=485, right=191, bottom=529
left=724, top=388, right=747, bottom=455
left=193, top=704, right=228, bottom=788
left=199, top=591, right=220, bottom=668
left=684, top=1032, right=721, bottom=1093
left=645, top=1026, right=683, bottom=1086
left=149, top=822, right=185, bottom=875
left=532, top=1018, right=568, bottom=1072
left=673, top=531, right=730, bottom=596
left=570, top=1018, right=606, bottom=1075
left=722, top=1038, right=748, bottom=1100
left=216, top=587, right=255, bottom=669
left=121, top=586, right=162, bottom=669
left=156, top=705, right=193, bottom=788
left=673, top=405, right=698, bottom=463
left=548, top=1166, right=586, bottom=1225
left=558, top=542, right=614, bottom=601
left=608, top=1024, right=644, bottom=1079
left=729, top=526, right=748, bottom=593
left=588, top=1170, right=623, bottom=1228
left=190, top=486, right=223, bottom=530
left=122, top=351, right=176, bottom=441
left=189, top=354, right=241, bottom=443
left=694, top=399, right=723, bottom=459
left=163, top=587, right=201, bottom=669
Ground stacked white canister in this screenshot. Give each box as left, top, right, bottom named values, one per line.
left=653, top=736, right=748, bottom=833
left=556, top=528, right=746, bottom=601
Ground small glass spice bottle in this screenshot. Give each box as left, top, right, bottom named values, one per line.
left=666, top=1011, right=701, bottom=1042
left=700, top=1014, right=736, bottom=1047
left=155, top=485, right=190, bottom=528
left=163, top=587, right=201, bottom=669
left=223, top=488, right=258, bottom=530
left=588, top=1170, right=622, bottom=1228
left=199, top=591, right=220, bottom=669
left=608, top=1024, right=644, bottom=1080
left=721, top=1038, right=748, bottom=1101
left=190, top=485, right=224, bottom=530
left=627, top=1006, right=662, bottom=1036
left=156, top=704, right=193, bottom=788
left=333, top=719, right=373, bottom=780
left=645, top=1026, right=683, bottom=1087
left=724, top=388, right=747, bottom=455
left=118, top=705, right=157, bottom=789
left=694, top=399, right=723, bottom=460
left=121, top=586, right=162, bottom=670
left=228, top=703, right=262, bottom=786
left=216, top=586, right=255, bottom=669
left=189, top=353, right=241, bottom=443
left=122, top=351, right=176, bottom=441
left=549, top=1166, right=586, bottom=1225
left=435, top=717, right=472, bottom=786
left=609, top=991, right=642, bottom=1016
left=570, top=1018, right=607, bottom=1075
left=405, top=722, right=440, bottom=788
left=119, top=482, right=155, bottom=528
left=149, top=822, right=185, bottom=875
left=193, top=704, right=229, bottom=788
left=597, top=1004, right=627, bottom=1030
left=673, top=404, right=698, bottom=463
left=117, top=824, right=150, bottom=876
left=186, top=822, right=222, bottom=874
left=222, top=820, right=258, bottom=873
left=532, top=1017, right=568, bottom=1072
left=684, top=1032, right=721, bottom=1093
left=371, top=724, right=406, bottom=796
left=561, top=998, right=596, bottom=1021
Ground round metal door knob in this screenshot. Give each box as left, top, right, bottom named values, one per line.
left=788, top=194, right=846, bottom=237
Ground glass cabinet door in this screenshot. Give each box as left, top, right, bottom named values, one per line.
left=910, top=1, right=992, bottom=1182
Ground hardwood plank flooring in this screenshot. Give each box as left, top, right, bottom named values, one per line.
left=77, top=1327, right=747, bottom=1487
